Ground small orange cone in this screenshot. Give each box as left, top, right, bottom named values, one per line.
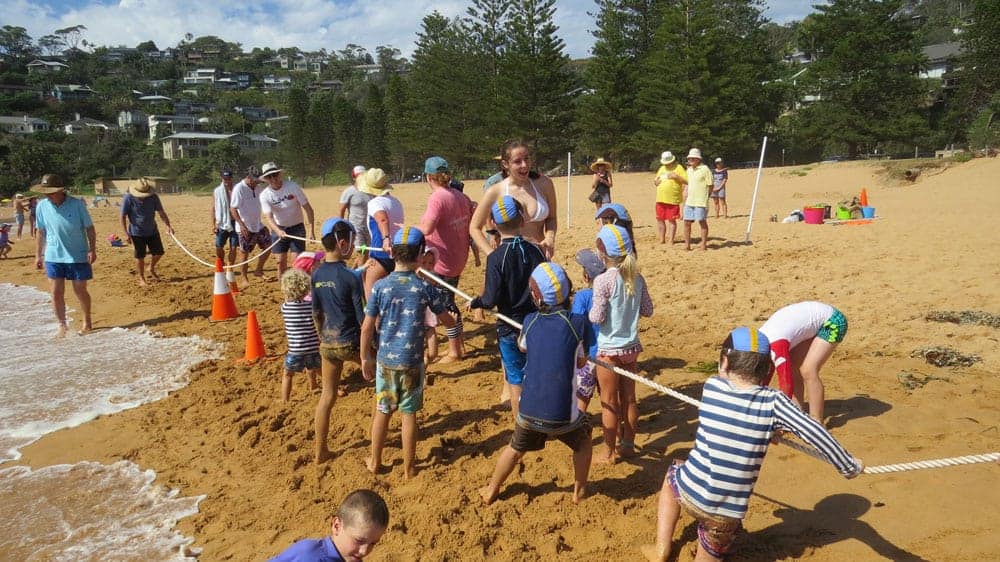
left=210, top=258, right=240, bottom=321
left=241, top=309, right=267, bottom=362
left=227, top=269, right=240, bottom=294
left=860, top=188, right=869, bottom=207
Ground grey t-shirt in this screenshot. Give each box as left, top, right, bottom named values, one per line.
left=339, top=185, right=373, bottom=232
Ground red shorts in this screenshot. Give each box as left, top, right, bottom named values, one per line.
left=656, top=203, right=680, bottom=221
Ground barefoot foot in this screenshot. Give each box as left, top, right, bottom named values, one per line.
left=640, top=543, right=669, bottom=562
left=572, top=483, right=587, bottom=504
left=55, top=324, right=67, bottom=339
left=365, top=457, right=381, bottom=475
left=315, top=450, right=333, bottom=464
left=479, top=485, right=498, bottom=505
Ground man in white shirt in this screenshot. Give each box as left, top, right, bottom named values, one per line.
left=211, top=169, right=238, bottom=268
left=229, top=165, right=272, bottom=286
left=259, top=161, right=315, bottom=278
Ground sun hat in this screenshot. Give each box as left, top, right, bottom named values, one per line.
left=360, top=168, right=392, bottom=195
left=14, top=193, right=23, bottom=199
left=660, top=151, right=676, bottom=165
left=129, top=178, right=155, bottom=198
left=575, top=248, right=606, bottom=280
left=724, top=327, right=771, bottom=356
left=714, top=157, right=723, bottom=163
left=392, top=225, right=425, bottom=247
left=596, top=224, right=633, bottom=257
left=491, top=195, right=521, bottom=224
left=424, top=156, right=449, bottom=174
left=259, top=161, right=282, bottom=178
left=687, top=148, right=703, bottom=160
left=530, top=262, right=571, bottom=306
left=351, top=165, right=366, bottom=178
left=32, top=174, right=67, bottom=194
left=594, top=203, right=631, bottom=222
left=321, top=217, right=356, bottom=238
left=590, top=157, right=612, bottom=173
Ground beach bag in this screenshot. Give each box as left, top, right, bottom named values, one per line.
left=588, top=188, right=602, bottom=203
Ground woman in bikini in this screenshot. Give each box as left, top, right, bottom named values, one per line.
left=471, top=140, right=558, bottom=259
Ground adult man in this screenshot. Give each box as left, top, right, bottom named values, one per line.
left=229, top=165, right=271, bottom=286
left=13, top=193, right=27, bottom=239
left=682, top=148, right=713, bottom=251
left=418, top=156, right=474, bottom=362
left=339, top=164, right=372, bottom=250
left=259, top=161, right=315, bottom=278
left=120, top=178, right=174, bottom=286
left=211, top=169, right=238, bottom=267
left=652, top=151, right=687, bottom=245
left=32, top=174, right=97, bottom=338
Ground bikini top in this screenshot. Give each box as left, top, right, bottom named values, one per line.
left=505, top=179, right=549, bottom=223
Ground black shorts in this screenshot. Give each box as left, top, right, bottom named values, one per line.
left=372, top=256, right=396, bottom=274
left=510, top=417, right=591, bottom=453
left=132, top=232, right=164, bottom=259
left=273, top=223, right=306, bottom=254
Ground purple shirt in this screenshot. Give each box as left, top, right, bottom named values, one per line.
left=269, top=536, right=344, bottom=562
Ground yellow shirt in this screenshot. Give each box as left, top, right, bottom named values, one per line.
left=685, top=164, right=712, bottom=207
left=655, top=164, right=686, bottom=204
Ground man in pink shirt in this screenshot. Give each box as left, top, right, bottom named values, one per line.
left=419, top=156, right=474, bottom=362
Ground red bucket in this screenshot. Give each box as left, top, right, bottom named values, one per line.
left=803, top=207, right=825, bottom=224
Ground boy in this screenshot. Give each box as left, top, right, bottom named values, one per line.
left=480, top=262, right=595, bottom=505
left=0, top=223, right=13, bottom=258
left=468, top=195, right=546, bottom=418
left=280, top=268, right=320, bottom=402
left=312, top=218, right=365, bottom=464
left=361, top=226, right=455, bottom=478
left=269, top=488, right=389, bottom=562
left=571, top=248, right=605, bottom=410
left=641, top=327, right=863, bottom=562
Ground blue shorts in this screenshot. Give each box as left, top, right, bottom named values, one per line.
left=45, top=262, right=93, bottom=281
left=285, top=351, right=321, bottom=373
left=498, top=333, right=526, bottom=385
left=817, top=308, right=848, bottom=344
left=683, top=205, right=708, bottom=221
left=375, top=363, right=424, bottom=414
left=14, top=213, right=24, bottom=226
left=215, top=228, right=239, bottom=249
left=273, top=223, right=306, bottom=254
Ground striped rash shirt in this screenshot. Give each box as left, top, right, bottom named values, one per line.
left=675, top=376, right=861, bottom=520
left=281, top=300, right=320, bottom=355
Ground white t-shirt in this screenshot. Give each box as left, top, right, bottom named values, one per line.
left=260, top=180, right=309, bottom=227
left=229, top=179, right=263, bottom=233
left=759, top=301, right=835, bottom=347
left=213, top=183, right=234, bottom=230
left=366, top=194, right=404, bottom=259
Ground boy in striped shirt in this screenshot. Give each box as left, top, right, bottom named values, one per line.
left=280, top=268, right=321, bottom=401
left=642, top=327, right=863, bottom=562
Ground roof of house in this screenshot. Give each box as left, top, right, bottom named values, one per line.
left=27, top=59, right=69, bottom=68
left=66, top=117, right=115, bottom=127
left=922, top=42, right=963, bottom=62
left=162, top=132, right=278, bottom=142
left=0, top=115, right=50, bottom=125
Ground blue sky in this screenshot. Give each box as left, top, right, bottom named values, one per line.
left=5, top=0, right=818, bottom=59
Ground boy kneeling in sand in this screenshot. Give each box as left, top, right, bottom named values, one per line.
left=641, top=327, right=863, bottom=562
left=480, top=262, right=596, bottom=505
left=269, top=488, right=388, bottom=561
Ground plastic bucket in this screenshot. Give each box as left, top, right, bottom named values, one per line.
left=803, top=207, right=825, bottom=224
left=836, top=208, right=852, bottom=220
left=823, top=205, right=832, bottom=219
left=861, top=206, right=875, bottom=218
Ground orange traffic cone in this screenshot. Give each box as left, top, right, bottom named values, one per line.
left=227, top=269, right=240, bottom=294
left=210, top=258, right=240, bottom=321
left=241, top=309, right=267, bottom=363
left=860, top=188, right=869, bottom=207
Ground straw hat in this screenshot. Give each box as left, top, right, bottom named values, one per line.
left=32, top=174, right=67, bottom=194
left=259, top=161, right=282, bottom=179
left=590, top=158, right=612, bottom=173
left=129, top=178, right=155, bottom=198
left=660, top=151, right=676, bottom=165
left=360, top=168, right=392, bottom=196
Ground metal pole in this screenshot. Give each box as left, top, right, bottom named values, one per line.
left=566, top=152, right=572, bottom=227
left=745, top=136, right=768, bottom=244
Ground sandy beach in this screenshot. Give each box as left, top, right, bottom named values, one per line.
left=3, top=157, right=999, bottom=561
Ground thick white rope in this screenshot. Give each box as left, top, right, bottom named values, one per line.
left=169, top=232, right=281, bottom=270
left=418, top=268, right=1000, bottom=475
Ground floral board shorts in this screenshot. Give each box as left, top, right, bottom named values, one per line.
left=375, top=363, right=424, bottom=414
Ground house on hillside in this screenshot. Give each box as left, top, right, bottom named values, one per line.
left=234, top=106, right=278, bottom=122
left=143, top=48, right=176, bottom=61
left=63, top=113, right=117, bottom=135
left=183, top=68, right=218, bottom=85
left=26, top=59, right=69, bottom=74
left=174, top=100, right=216, bottom=115
left=161, top=132, right=278, bottom=160
left=148, top=114, right=202, bottom=140
left=921, top=42, right=963, bottom=80
left=138, top=94, right=173, bottom=105
left=263, top=75, right=292, bottom=91
left=103, top=46, right=138, bottom=63
left=51, top=84, right=96, bottom=102
left=0, top=115, right=51, bottom=134
left=118, top=109, right=148, bottom=133
left=308, top=80, right=343, bottom=93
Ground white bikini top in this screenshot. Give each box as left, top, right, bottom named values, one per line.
left=505, top=179, right=549, bottom=223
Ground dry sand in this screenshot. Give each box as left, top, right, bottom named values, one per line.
left=3, top=158, right=999, bottom=561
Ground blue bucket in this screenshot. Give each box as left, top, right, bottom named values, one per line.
left=861, top=206, right=875, bottom=218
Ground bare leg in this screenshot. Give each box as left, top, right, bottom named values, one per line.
left=572, top=430, right=593, bottom=503
left=254, top=249, right=270, bottom=277
left=227, top=244, right=237, bottom=268
left=699, top=220, right=709, bottom=251
left=238, top=251, right=252, bottom=287
left=70, top=280, right=92, bottom=333
left=367, top=410, right=390, bottom=474
left=363, top=260, right=388, bottom=302
left=683, top=220, right=693, bottom=251
left=281, top=370, right=293, bottom=402
left=314, top=358, right=343, bottom=463
left=401, top=412, right=418, bottom=479
left=307, top=367, right=319, bottom=391
left=594, top=360, right=619, bottom=464
left=479, top=446, right=525, bottom=505
left=657, top=219, right=666, bottom=244
left=136, top=258, right=147, bottom=286
left=509, top=383, right=522, bottom=422
left=619, top=370, right=638, bottom=456
left=721, top=198, right=728, bottom=218
left=668, top=219, right=678, bottom=244
left=49, top=277, right=67, bottom=338
left=796, top=337, right=836, bottom=422
left=149, top=254, right=162, bottom=280
left=275, top=252, right=289, bottom=279
left=640, top=473, right=682, bottom=562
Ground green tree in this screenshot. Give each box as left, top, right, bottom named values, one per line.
left=360, top=83, right=388, bottom=167
left=0, top=26, right=35, bottom=61
left=283, top=87, right=312, bottom=174
left=384, top=73, right=418, bottom=177
left=951, top=0, right=1000, bottom=140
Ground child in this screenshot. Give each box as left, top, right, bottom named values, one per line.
left=311, top=218, right=365, bottom=464
left=269, top=488, right=389, bottom=561
left=641, top=327, right=863, bottom=562
left=280, top=268, right=320, bottom=402
left=0, top=224, right=12, bottom=258
left=571, top=248, right=606, bottom=411
left=480, top=262, right=595, bottom=505
left=595, top=203, right=637, bottom=256
left=361, top=226, right=455, bottom=478
left=468, top=195, right=547, bottom=419
left=759, top=301, right=848, bottom=423
left=711, top=157, right=728, bottom=218
left=589, top=224, right=654, bottom=463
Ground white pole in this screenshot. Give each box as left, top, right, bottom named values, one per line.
left=566, top=152, right=572, bottom=227
left=745, top=136, right=768, bottom=244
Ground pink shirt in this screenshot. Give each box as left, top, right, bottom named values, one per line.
left=420, top=187, right=473, bottom=277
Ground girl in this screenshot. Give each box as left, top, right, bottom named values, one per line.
left=595, top=203, right=637, bottom=257
left=589, top=225, right=653, bottom=463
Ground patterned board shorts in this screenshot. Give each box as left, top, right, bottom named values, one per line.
left=375, top=363, right=424, bottom=414
left=239, top=228, right=272, bottom=253
left=817, top=308, right=848, bottom=344
left=667, top=463, right=742, bottom=558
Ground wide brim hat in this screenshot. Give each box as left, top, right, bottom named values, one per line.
left=590, top=158, right=612, bottom=172
left=259, top=161, right=282, bottom=178
left=360, top=168, right=393, bottom=195
left=687, top=148, right=703, bottom=160
left=129, top=178, right=155, bottom=198
left=660, top=151, right=676, bottom=165
left=32, top=174, right=67, bottom=194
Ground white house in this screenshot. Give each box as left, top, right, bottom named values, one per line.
left=263, top=75, right=292, bottom=91
left=161, top=132, right=278, bottom=160
left=63, top=113, right=117, bottom=135
left=920, top=42, right=963, bottom=80
left=26, top=59, right=69, bottom=74
left=0, top=115, right=51, bottom=134
left=148, top=114, right=201, bottom=140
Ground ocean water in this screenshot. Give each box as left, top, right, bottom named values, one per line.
left=0, top=283, right=222, bottom=560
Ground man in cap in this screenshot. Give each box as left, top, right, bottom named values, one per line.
left=212, top=169, right=238, bottom=268
left=682, top=148, right=712, bottom=251
left=259, top=161, right=315, bottom=278
left=230, top=165, right=272, bottom=286
left=339, top=164, right=373, bottom=252
left=32, top=174, right=97, bottom=337
left=120, top=178, right=174, bottom=286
